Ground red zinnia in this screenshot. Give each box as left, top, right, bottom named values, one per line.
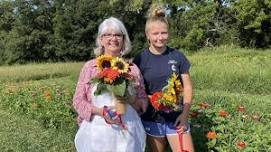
left=251, top=113, right=260, bottom=121
left=236, top=141, right=246, bottom=149
left=237, top=105, right=245, bottom=113
left=149, top=92, right=163, bottom=110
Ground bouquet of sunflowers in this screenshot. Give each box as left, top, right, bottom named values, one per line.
left=149, top=73, right=183, bottom=113
left=91, top=55, right=136, bottom=114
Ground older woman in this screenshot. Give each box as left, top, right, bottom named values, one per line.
left=73, top=17, right=147, bottom=152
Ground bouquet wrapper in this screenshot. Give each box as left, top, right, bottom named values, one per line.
left=114, top=98, right=126, bottom=114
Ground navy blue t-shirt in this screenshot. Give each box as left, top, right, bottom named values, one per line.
left=133, top=46, right=190, bottom=122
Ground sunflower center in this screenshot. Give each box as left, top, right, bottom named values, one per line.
left=115, top=62, right=125, bottom=70
left=101, top=60, right=111, bottom=68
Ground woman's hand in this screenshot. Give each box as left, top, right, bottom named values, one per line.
left=131, top=100, right=146, bottom=115
left=91, top=106, right=120, bottom=124
left=102, top=106, right=122, bottom=125
left=174, top=113, right=188, bottom=133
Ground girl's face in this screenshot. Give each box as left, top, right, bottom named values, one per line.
left=146, top=21, right=169, bottom=50
left=100, top=28, right=124, bottom=56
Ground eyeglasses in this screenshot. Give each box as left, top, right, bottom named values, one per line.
left=102, top=33, right=123, bottom=40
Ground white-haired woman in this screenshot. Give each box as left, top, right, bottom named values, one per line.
left=73, top=17, right=147, bottom=152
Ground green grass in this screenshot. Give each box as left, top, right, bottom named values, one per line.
left=0, top=46, right=270, bottom=151
left=190, top=45, right=271, bottom=95
left=0, top=62, right=83, bottom=82
left=0, top=106, right=76, bottom=152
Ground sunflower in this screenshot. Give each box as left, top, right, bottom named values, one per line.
left=96, top=55, right=113, bottom=70
left=170, top=73, right=182, bottom=95
left=111, top=57, right=129, bottom=73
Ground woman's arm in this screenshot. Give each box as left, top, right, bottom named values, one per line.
left=130, top=64, right=148, bottom=114
left=73, top=61, right=101, bottom=121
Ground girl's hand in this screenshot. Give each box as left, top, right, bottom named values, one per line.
left=174, top=113, right=188, bottom=133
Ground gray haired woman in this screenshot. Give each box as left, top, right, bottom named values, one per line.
left=73, top=17, right=148, bottom=152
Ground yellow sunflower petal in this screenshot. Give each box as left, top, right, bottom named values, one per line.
left=96, top=55, right=113, bottom=70
left=111, top=57, right=129, bottom=73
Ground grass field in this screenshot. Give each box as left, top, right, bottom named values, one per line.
left=0, top=45, right=270, bottom=151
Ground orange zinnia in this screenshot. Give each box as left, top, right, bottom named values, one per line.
left=43, top=90, right=51, bottom=99
left=190, top=111, right=199, bottom=118
left=206, top=131, right=217, bottom=139
left=218, top=110, right=228, bottom=117
left=198, top=102, right=209, bottom=109
left=98, top=68, right=120, bottom=84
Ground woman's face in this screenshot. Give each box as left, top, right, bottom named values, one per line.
left=100, top=28, right=124, bottom=56
left=146, top=21, right=169, bottom=50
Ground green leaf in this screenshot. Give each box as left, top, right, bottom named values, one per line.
left=91, top=78, right=101, bottom=84
left=94, top=83, right=107, bottom=96
left=110, top=80, right=126, bottom=97
left=207, top=139, right=217, bottom=148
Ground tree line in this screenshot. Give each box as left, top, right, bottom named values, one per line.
left=0, top=0, right=270, bottom=64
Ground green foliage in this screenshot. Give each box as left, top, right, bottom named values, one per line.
left=0, top=106, right=75, bottom=151
left=0, top=0, right=14, bottom=32
left=0, top=77, right=77, bottom=129
left=0, top=0, right=270, bottom=64
left=0, top=62, right=83, bottom=82
left=233, top=0, right=271, bottom=48
left=192, top=91, right=271, bottom=151
left=0, top=46, right=270, bottom=151
left=93, top=76, right=128, bottom=97
left=190, top=45, right=271, bottom=95
left=110, top=80, right=127, bottom=97
left=0, top=0, right=55, bottom=64
left=168, top=0, right=237, bottom=51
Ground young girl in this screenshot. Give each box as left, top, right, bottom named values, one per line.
left=134, top=4, right=194, bottom=152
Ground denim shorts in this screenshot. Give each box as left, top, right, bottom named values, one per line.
left=142, top=120, right=190, bottom=137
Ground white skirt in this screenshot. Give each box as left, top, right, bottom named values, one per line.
left=74, top=90, right=146, bottom=152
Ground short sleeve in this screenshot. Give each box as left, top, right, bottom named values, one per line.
left=133, top=53, right=142, bottom=70
left=178, top=51, right=191, bottom=74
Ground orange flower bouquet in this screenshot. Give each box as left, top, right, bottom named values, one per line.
left=149, top=73, right=183, bottom=113
left=91, top=55, right=136, bottom=114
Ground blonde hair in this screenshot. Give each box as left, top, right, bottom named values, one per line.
left=94, top=17, right=131, bottom=56
left=145, top=3, right=169, bottom=33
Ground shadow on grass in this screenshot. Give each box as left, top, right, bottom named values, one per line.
left=190, top=112, right=216, bottom=152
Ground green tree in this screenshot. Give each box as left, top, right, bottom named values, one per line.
left=0, top=0, right=15, bottom=64
left=233, top=0, right=271, bottom=48
left=3, top=0, right=55, bottom=64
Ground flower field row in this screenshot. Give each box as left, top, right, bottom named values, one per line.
left=1, top=80, right=270, bottom=151
left=0, top=46, right=270, bottom=151
left=0, top=78, right=77, bottom=129
left=191, top=90, right=271, bottom=151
